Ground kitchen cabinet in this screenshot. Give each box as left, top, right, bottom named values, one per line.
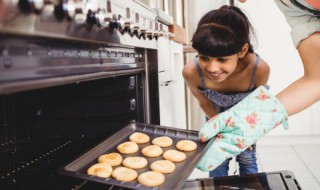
left=158, top=38, right=187, bottom=130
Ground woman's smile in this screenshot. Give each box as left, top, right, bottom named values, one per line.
left=207, top=71, right=225, bottom=81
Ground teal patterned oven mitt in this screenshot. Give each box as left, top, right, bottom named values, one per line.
left=197, top=86, right=289, bottom=172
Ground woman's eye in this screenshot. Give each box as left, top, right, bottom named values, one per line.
left=218, top=58, right=227, bottom=63
left=200, top=56, right=209, bottom=61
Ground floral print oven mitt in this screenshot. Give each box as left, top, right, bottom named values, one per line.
left=197, top=86, right=289, bottom=172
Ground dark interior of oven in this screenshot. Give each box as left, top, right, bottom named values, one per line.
left=0, top=36, right=159, bottom=190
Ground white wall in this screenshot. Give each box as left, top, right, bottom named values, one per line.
left=237, top=1, right=320, bottom=136
left=186, top=0, right=229, bottom=41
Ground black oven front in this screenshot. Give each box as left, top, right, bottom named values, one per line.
left=0, top=0, right=164, bottom=189
left=0, top=36, right=160, bottom=190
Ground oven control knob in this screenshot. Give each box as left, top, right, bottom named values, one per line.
left=18, top=0, right=44, bottom=14
left=158, top=23, right=164, bottom=37
left=146, top=31, right=153, bottom=40
left=62, top=0, right=87, bottom=20
left=53, top=1, right=64, bottom=20
left=108, top=15, right=128, bottom=31
left=132, top=13, right=141, bottom=37
left=95, top=9, right=112, bottom=28
left=82, top=9, right=97, bottom=26
left=132, top=24, right=140, bottom=37
left=146, top=20, right=154, bottom=40
left=153, top=22, right=160, bottom=40
left=140, top=17, right=147, bottom=38
left=120, top=8, right=133, bottom=33
left=63, top=1, right=76, bottom=19
left=125, top=19, right=133, bottom=32
left=109, top=14, right=121, bottom=30
left=97, top=0, right=120, bottom=30
left=54, top=0, right=86, bottom=21
left=116, top=16, right=125, bottom=30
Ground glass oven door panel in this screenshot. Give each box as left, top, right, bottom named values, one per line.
left=1, top=74, right=144, bottom=140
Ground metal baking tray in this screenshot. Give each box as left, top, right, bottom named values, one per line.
left=59, top=123, right=214, bottom=190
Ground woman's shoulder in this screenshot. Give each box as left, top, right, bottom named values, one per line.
left=183, top=59, right=204, bottom=88
left=182, top=59, right=198, bottom=80
left=254, top=54, right=269, bottom=74
left=244, top=53, right=269, bottom=72
left=253, top=54, right=270, bottom=86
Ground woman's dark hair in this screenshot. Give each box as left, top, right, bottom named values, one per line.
left=192, top=5, right=255, bottom=57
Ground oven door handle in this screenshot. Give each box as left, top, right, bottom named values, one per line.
left=129, top=99, right=136, bottom=111
left=128, top=76, right=136, bottom=90
left=160, top=80, right=174, bottom=86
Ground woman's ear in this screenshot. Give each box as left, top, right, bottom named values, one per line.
left=238, top=43, right=249, bottom=58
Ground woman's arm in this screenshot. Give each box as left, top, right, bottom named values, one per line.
left=238, top=0, right=320, bottom=117
left=276, top=32, right=320, bottom=116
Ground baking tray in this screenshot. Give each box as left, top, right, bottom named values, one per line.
left=59, top=123, right=214, bottom=190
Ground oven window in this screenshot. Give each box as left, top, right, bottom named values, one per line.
left=0, top=74, right=144, bottom=189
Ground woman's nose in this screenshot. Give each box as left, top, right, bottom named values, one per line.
left=207, top=61, right=220, bottom=72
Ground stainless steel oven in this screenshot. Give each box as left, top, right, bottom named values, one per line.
left=0, top=0, right=166, bottom=189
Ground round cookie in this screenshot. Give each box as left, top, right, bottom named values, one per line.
left=141, top=145, right=163, bottom=158
left=129, top=132, right=150, bottom=144
left=87, top=163, right=113, bottom=178
left=117, top=141, right=139, bottom=154
left=138, top=171, right=165, bottom=187
left=150, top=160, right=175, bottom=174
left=98, top=153, right=122, bottom=166
left=112, top=166, right=138, bottom=182
left=152, top=136, right=173, bottom=148
left=163, top=149, right=186, bottom=162
left=122, top=156, right=148, bottom=169
left=176, top=140, right=197, bottom=152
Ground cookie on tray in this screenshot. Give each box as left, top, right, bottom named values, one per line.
left=150, top=160, right=175, bottom=174
left=141, top=145, right=163, bottom=158
left=87, top=163, right=113, bottom=178
left=112, top=166, right=138, bottom=182
left=122, top=156, right=148, bottom=169
left=117, top=141, right=139, bottom=154
left=163, top=149, right=186, bottom=162
left=138, top=171, right=165, bottom=187
left=98, top=152, right=122, bottom=166
left=129, top=132, right=150, bottom=144
left=176, top=140, right=197, bottom=152
left=152, top=136, right=173, bottom=148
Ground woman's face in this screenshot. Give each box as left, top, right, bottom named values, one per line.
left=198, top=53, right=239, bottom=83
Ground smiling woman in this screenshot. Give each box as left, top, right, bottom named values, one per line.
left=182, top=5, right=270, bottom=178
left=196, top=54, right=239, bottom=83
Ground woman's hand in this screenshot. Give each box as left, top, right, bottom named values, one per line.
left=197, top=86, right=289, bottom=172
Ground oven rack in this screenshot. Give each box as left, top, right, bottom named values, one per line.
left=1, top=139, right=72, bottom=180
left=0, top=136, right=105, bottom=189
